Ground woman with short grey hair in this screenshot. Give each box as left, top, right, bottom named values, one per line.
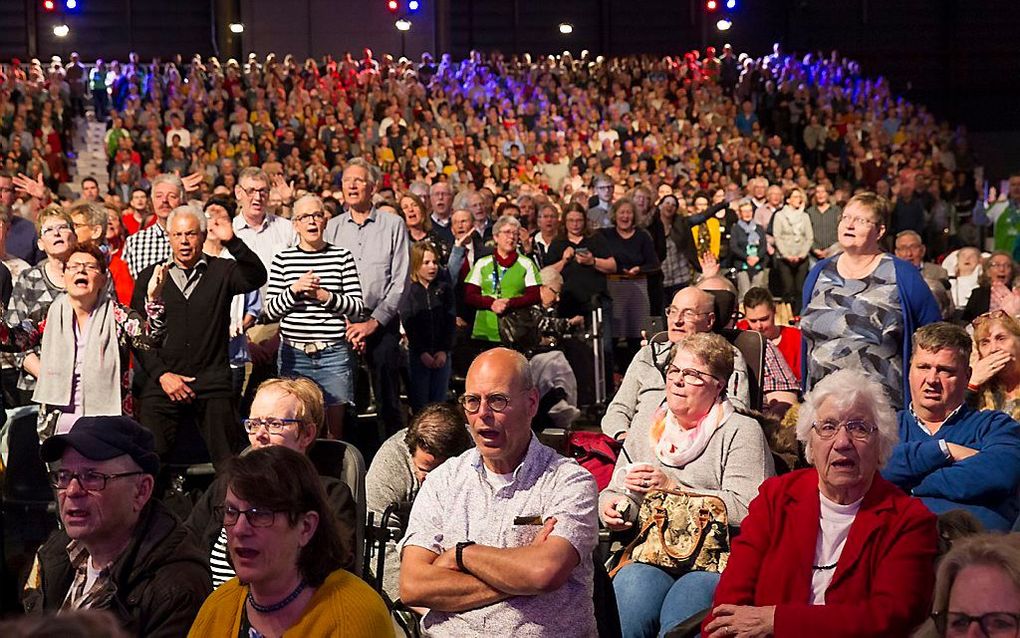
left=464, top=214, right=542, bottom=343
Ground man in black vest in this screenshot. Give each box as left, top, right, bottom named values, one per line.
left=132, top=205, right=266, bottom=466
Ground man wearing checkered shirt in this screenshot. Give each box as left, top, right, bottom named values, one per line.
left=123, top=174, right=179, bottom=278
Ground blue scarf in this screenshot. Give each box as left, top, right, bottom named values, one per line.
left=737, top=219, right=760, bottom=246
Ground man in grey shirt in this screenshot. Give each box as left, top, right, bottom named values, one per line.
left=401, top=348, right=599, bottom=636
left=324, top=159, right=409, bottom=435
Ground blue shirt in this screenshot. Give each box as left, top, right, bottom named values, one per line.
left=324, top=209, right=409, bottom=327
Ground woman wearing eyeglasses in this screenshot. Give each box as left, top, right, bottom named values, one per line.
left=961, top=251, right=1020, bottom=323
left=599, top=332, right=775, bottom=638
left=968, top=310, right=1020, bottom=422
left=21, top=242, right=168, bottom=440
left=800, top=192, right=940, bottom=409
left=703, top=369, right=937, bottom=638
left=263, top=194, right=363, bottom=440
left=915, top=533, right=1020, bottom=638
left=188, top=446, right=393, bottom=637
left=185, top=377, right=357, bottom=588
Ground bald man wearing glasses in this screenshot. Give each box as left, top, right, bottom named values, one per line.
left=401, top=347, right=600, bottom=636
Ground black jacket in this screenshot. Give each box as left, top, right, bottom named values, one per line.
left=400, top=278, right=456, bottom=355
left=131, top=236, right=266, bottom=399
left=648, top=212, right=705, bottom=278
left=22, top=500, right=212, bottom=637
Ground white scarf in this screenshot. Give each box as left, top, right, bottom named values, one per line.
left=33, top=291, right=123, bottom=416
left=654, top=399, right=734, bottom=467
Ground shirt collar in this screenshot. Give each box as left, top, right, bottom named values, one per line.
left=234, top=212, right=274, bottom=233
left=908, top=400, right=965, bottom=433
left=469, top=433, right=547, bottom=495
left=343, top=208, right=378, bottom=225
left=170, top=256, right=209, bottom=272
left=65, top=539, right=90, bottom=570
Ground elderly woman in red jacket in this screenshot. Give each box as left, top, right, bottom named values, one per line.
left=703, top=368, right=938, bottom=638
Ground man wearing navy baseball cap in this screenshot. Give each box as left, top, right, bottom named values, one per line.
left=21, top=416, right=211, bottom=636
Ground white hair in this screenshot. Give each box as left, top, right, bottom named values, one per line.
left=492, top=214, right=521, bottom=236
left=796, top=369, right=899, bottom=466
left=167, top=205, right=207, bottom=232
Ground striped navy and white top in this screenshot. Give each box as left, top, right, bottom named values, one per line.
left=263, top=243, right=364, bottom=342
left=209, top=527, right=234, bottom=587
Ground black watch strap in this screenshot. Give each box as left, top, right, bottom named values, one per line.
left=456, top=541, right=476, bottom=574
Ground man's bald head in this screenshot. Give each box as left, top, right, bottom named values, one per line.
left=667, top=287, right=716, bottom=341
left=467, top=347, right=534, bottom=393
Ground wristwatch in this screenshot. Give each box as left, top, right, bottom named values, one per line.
left=455, top=541, right=476, bottom=574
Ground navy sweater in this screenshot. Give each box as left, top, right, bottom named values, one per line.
left=882, top=404, right=1020, bottom=530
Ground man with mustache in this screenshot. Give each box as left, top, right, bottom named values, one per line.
left=882, top=322, right=1020, bottom=531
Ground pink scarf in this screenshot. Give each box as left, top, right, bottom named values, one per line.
left=652, top=399, right=734, bottom=467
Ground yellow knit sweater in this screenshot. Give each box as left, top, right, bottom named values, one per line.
left=187, top=569, right=394, bottom=637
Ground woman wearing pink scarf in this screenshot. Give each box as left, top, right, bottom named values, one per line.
left=600, top=332, right=776, bottom=638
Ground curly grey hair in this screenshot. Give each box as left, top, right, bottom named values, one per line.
left=796, top=369, right=899, bottom=466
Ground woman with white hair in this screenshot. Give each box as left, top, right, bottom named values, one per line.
left=704, top=369, right=938, bottom=638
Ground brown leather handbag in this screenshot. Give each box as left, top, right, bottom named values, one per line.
left=609, top=489, right=730, bottom=578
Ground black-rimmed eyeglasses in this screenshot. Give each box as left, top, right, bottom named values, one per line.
left=215, top=505, right=278, bottom=528
left=49, top=469, right=145, bottom=491
left=932, top=610, right=1020, bottom=637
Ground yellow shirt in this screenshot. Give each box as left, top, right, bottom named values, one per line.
left=187, top=569, right=393, bottom=638
left=691, top=218, right=722, bottom=258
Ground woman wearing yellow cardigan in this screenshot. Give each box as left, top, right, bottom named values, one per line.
left=188, top=447, right=392, bottom=637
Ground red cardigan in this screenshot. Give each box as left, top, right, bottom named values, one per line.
left=704, top=468, right=937, bottom=638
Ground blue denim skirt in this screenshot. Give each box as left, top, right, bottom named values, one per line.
left=278, top=341, right=355, bottom=406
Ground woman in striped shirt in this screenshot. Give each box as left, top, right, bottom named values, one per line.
left=263, top=194, right=363, bottom=439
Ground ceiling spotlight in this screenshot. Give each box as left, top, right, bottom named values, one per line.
left=229, top=23, right=244, bottom=33
left=53, top=24, right=70, bottom=37
left=395, top=18, right=412, bottom=31
left=716, top=18, right=732, bottom=31
left=559, top=23, right=573, bottom=34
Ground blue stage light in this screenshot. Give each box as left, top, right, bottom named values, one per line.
left=66, top=0, right=78, bottom=9
left=726, top=0, right=736, bottom=8
left=408, top=0, right=420, bottom=11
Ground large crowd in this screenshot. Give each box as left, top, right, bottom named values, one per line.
left=1, top=41, right=1020, bottom=637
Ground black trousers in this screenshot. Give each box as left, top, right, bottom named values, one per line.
left=140, top=394, right=243, bottom=468
left=364, top=320, right=404, bottom=437
left=775, top=257, right=809, bottom=314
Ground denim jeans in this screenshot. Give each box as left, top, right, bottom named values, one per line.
left=407, top=351, right=452, bottom=412
left=613, top=563, right=721, bottom=638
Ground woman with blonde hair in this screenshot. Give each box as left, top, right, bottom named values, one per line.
left=962, top=251, right=1020, bottom=322
left=969, top=310, right=1020, bottom=421
left=400, top=241, right=455, bottom=411
left=916, top=533, right=1020, bottom=638
left=772, top=187, right=813, bottom=314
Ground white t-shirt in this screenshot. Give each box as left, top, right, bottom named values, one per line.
left=810, top=491, right=863, bottom=604
left=484, top=465, right=516, bottom=491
